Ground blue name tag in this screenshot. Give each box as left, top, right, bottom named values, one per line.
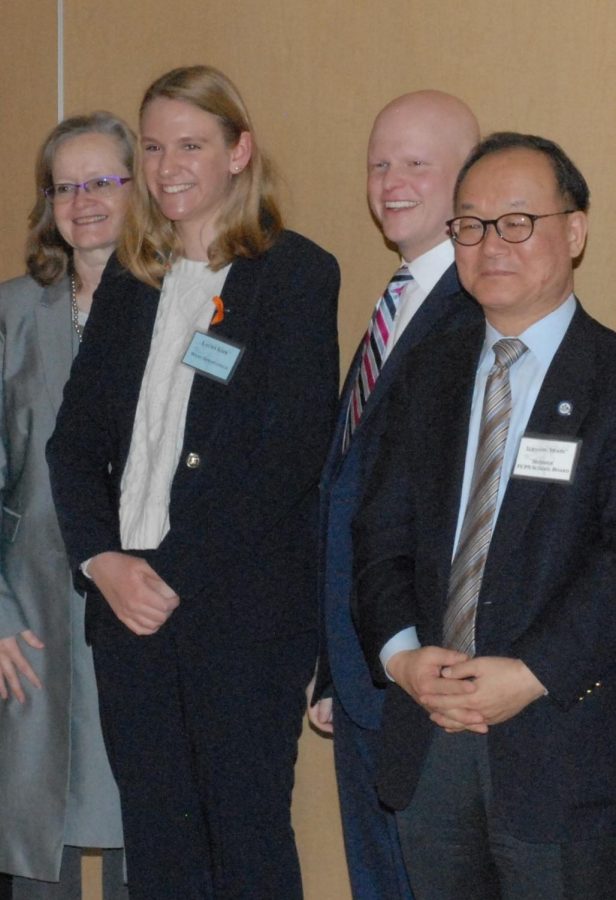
left=182, top=331, right=245, bottom=384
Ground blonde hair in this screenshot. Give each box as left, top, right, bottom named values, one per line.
left=26, top=112, right=136, bottom=286
left=118, top=65, right=283, bottom=287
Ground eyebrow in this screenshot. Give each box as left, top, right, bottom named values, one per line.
left=141, top=134, right=207, bottom=143
left=458, top=198, right=529, bottom=212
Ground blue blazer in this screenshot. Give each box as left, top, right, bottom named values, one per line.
left=315, top=263, right=481, bottom=728
left=353, top=304, right=616, bottom=842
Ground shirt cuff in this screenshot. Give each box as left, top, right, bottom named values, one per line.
left=380, top=627, right=421, bottom=681
left=80, top=558, right=94, bottom=580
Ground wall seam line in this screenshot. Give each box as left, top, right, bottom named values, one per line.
left=57, top=0, right=64, bottom=121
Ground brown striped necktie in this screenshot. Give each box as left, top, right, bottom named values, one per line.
left=443, top=338, right=528, bottom=656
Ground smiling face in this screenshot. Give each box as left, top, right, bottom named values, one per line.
left=51, top=132, right=131, bottom=262
left=454, top=147, right=588, bottom=334
left=367, top=93, right=478, bottom=262
left=140, top=96, right=251, bottom=258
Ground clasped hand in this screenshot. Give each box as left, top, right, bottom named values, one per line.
left=89, top=552, right=180, bottom=636
left=387, top=646, right=546, bottom=734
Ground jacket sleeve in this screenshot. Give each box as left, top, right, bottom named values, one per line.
left=0, top=307, right=29, bottom=637
left=351, top=379, right=419, bottom=685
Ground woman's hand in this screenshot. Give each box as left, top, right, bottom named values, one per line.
left=0, top=631, right=44, bottom=703
left=89, top=552, right=179, bottom=636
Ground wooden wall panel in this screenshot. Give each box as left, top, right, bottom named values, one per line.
left=63, top=0, right=616, bottom=376
left=0, top=1, right=57, bottom=282
left=4, top=2, right=616, bottom=897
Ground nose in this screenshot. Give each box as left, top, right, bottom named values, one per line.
left=480, top=221, right=507, bottom=255
left=158, top=148, right=179, bottom=177
left=382, top=162, right=405, bottom=191
left=72, top=184, right=96, bottom=207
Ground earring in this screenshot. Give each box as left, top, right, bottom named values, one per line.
left=233, top=165, right=241, bottom=173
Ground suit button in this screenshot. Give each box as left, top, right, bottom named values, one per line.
left=185, top=452, right=201, bottom=469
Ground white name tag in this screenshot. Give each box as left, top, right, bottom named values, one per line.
left=512, top=433, right=581, bottom=484
left=182, top=331, right=245, bottom=385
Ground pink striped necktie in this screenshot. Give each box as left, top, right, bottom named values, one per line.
left=443, top=337, right=528, bottom=656
left=344, top=265, right=413, bottom=450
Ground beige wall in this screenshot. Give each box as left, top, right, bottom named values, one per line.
left=0, top=1, right=57, bottom=277
left=4, top=2, right=616, bottom=897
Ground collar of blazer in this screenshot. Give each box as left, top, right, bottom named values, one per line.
left=119, top=250, right=268, bottom=400
left=36, top=276, right=76, bottom=416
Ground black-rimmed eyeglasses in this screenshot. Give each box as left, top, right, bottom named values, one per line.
left=447, top=210, right=576, bottom=246
left=44, top=176, right=132, bottom=203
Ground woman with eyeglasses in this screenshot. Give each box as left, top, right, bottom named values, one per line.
left=0, top=112, right=134, bottom=900
left=48, top=65, right=340, bottom=899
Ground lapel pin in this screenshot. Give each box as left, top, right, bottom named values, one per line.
left=211, top=296, right=225, bottom=326
left=558, top=400, right=573, bottom=416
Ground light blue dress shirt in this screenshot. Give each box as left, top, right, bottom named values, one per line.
left=380, top=294, right=577, bottom=676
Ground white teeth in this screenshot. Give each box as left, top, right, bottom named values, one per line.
left=385, top=200, right=419, bottom=209
left=74, top=215, right=107, bottom=224
left=162, top=183, right=193, bottom=194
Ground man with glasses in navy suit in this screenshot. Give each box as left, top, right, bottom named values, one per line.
left=354, top=133, right=616, bottom=899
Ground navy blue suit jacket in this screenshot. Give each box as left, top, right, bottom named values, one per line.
left=315, top=263, right=481, bottom=728
left=353, top=304, right=616, bottom=842
left=48, top=230, right=340, bottom=644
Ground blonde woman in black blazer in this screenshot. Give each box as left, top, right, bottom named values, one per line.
left=48, top=66, right=339, bottom=900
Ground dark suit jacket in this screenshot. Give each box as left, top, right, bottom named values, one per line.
left=47, top=230, right=340, bottom=645
left=314, top=263, right=481, bottom=728
left=353, top=303, right=616, bottom=842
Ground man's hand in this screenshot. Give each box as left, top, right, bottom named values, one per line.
left=424, top=656, right=546, bottom=730
left=89, top=552, right=179, bottom=636
left=0, top=630, right=44, bottom=703
left=305, top=673, right=334, bottom=734
left=388, top=646, right=488, bottom=733
left=307, top=697, right=334, bottom=734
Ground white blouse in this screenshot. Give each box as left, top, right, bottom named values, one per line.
left=119, top=258, right=231, bottom=550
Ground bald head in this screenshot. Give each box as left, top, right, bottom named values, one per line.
left=371, top=91, right=479, bottom=162
left=367, top=90, right=479, bottom=261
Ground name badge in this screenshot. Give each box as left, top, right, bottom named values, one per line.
left=512, top=433, right=581, bottom=484
left=182, top=331, right=245, bottom=385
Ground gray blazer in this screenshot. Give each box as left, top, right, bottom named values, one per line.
left=0, top=275, right=123, bottom=881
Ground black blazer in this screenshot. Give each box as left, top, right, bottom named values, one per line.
left=314, top=264, right=481, bottom=728
left=47, top=230, right=340, bottom=644
left=353, top=304, right=616, bottom=843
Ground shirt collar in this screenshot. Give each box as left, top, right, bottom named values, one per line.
left=480, top=293, right=576, bottom=371
left=402, top=240, right=454, bottom=296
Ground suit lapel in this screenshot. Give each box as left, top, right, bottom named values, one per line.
left=214, top=254, right=266, bottom=344
left=167, top=254, right=267, bottom=529
left=482, top=305, right=595, bottom=593
left=429, top=324, right=486, bottom=612
left=35, top=278, right=75, bottom=416
left=358, top=266, right=463, bottom=433
left=327, top=265, right=466, bottom=479
left=183, top=254, right=266, bottom=431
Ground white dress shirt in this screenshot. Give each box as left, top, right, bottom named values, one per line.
left=383, top=240, right=454, bottom=362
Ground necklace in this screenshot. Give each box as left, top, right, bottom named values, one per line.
left=70, top=274, right=83, bottom=342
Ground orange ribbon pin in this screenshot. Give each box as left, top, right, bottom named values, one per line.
left=211, top=296, right=224, bottom=325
